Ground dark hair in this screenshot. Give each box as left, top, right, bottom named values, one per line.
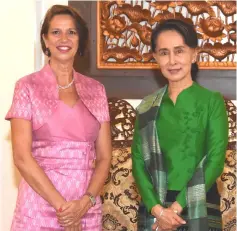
left=151, top=19, right=199, bottom=80
left=40, top=4, right=88, bottom=57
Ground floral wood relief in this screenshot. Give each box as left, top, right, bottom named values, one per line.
left=97, top=1, right=236, bottom=69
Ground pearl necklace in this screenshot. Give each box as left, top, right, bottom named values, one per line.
left=57, top=78, right=74, bottom=90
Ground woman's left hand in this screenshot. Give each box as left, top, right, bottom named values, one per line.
left=152, top=201, right=184, bottom=231
left=169, top=201, right=183, bottom=215
left=56, top=196, right=92, bottom=227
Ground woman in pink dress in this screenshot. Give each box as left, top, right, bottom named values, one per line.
left=6, top=5, right=112, bottom=231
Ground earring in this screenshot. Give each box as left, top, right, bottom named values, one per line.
left=45, top=48, right=50, bottom=56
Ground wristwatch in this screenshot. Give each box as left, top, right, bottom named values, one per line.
left=85, top=192, right=96, bottom=207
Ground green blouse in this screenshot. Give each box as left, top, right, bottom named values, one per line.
left=132, top=82, right=228, bottom=212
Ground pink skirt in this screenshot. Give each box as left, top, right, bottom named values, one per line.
left=11, top=141, right=102, bottom=231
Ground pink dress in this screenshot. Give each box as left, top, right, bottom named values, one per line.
left=6, top=65, right=110, bottom=231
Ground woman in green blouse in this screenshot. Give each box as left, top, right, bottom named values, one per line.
left=132, top=19, right=228, bottom=231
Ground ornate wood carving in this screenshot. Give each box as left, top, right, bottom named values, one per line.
left=97, top=1, right=236, bottom=69
left=108, top=98, right=136, bottom=148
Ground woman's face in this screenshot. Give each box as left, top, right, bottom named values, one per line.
left=153, top=30, right=196, bottom=82
left=43, top=14, right=79, bottom=63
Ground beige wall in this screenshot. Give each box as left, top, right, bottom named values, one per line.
left=0, top=1, right=35, bottom=230
left=0, top=0, right=67, bottom=230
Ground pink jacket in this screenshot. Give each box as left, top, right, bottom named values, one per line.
left=6, top=64, right=110, bottom=130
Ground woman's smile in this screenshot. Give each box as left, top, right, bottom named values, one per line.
left=56, top=45, right=72, bottom=53
left=167, top=68, right=182, bottom=75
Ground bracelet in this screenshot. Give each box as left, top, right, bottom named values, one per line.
left=84, top=192, right=96, bottom=207
left=158, top=208, right=164, bottom=218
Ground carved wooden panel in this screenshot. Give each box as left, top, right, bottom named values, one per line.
left=108, top=98, right=136, bottom=148
left=97, top=1, right=236, bottom=69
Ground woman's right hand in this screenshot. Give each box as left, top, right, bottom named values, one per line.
left=57, top=197, right=91, bottom=227
left=151, top=204, right=186, bottom=230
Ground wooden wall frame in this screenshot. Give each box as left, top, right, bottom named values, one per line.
left=97, top=1, right=236, bottom=70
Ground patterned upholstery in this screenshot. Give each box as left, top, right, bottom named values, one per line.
left=101, top=98, right=236, bottom=231
left=101, top=146, right=140, bottom=231
left=218, top=99, right=236, bottom=231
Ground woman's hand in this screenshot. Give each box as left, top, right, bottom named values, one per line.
left=151, top=204, right=186, bottom=231
left=169, top=201, right=183, bottom=215
left=57, top=196, right=92, bottom=227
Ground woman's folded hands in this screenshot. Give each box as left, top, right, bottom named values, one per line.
left=56, top=195, right=92, bottom=230
left=151, top=203, right=186, bottom=231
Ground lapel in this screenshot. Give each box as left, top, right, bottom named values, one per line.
left=31, top=64, right=100, bottom=130
left=74, top=72, right=97, bottom=119
left=39, top=64, right=97, bottom=119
